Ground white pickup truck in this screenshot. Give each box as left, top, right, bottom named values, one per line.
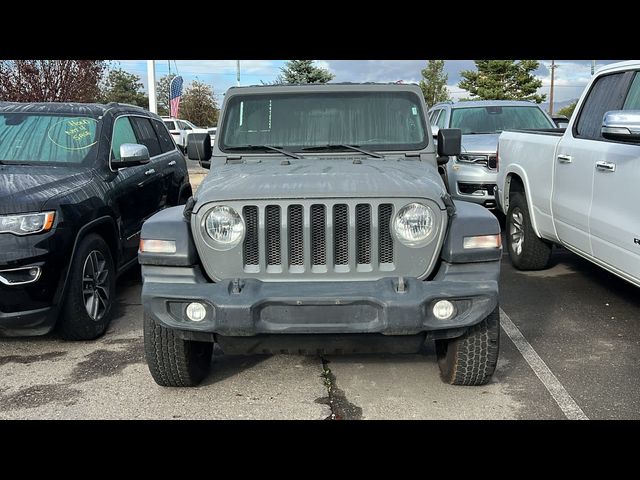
left=496, top=60, right=640, bottom=287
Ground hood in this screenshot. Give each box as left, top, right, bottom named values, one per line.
left=195, top=156, right=447, bottom=212
left=0, top=165, right=92, bottom=215
left=461, top=133, right=499, bottom=154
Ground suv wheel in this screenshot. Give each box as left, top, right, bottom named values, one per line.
left=507, top=192, right=552, bottom=270
left=58, top=234, right=116, bottom=340
left=143, top=313, right=213, bottom=387
left=435, top=306, right=500, bottom=386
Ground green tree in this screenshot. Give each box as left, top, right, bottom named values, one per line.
left=276, top=60, right=334, bottom=84
left=100, top=68, right=148, bottom=107
left=419, top=60, right=450, bottom=108
left=0, top=60, right=106, bottom=102
left=458, top=60, right=546, bottom=103
left=557, top=101, right=578, bottom=118
left=156, top=73, right=177, bottom=116
left=180, top=80, right=219, bottom=127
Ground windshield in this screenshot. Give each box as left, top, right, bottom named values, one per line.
left=450, top=105, right=554, bottom=134
left=0, top=113, right=99, bottom=164
left=220, top=91, right=427, bottom=152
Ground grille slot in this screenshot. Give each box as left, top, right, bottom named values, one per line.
left=333, top=204, right=349, bottom=265
left=356, top=204, right=371, bottom=264
left=288, top=205, right=304, bottom=266
left=311, top=205, right=326, bottom=266
left=265, top=205, right=281, bottom=265
left=243, top=206, right=259, bottom=266
left=379, top=204, right=394, bottom=263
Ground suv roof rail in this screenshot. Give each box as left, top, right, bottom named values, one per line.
left=106, top=101, right=147, bottom=110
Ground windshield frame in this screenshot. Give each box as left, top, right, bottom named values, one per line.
left=0, top=112, right=102, bottom=167
left=217, top=89, right=430, bottom=154
left=449, top=105, right=555, bottom=134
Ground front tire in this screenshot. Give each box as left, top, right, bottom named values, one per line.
left=58, top=234, right=116, bottom=340
left=436, top=307, right=500, bottom=386
left=507, top=192, right=552, bottom=270
left=143, top=313, right=213, bottom=387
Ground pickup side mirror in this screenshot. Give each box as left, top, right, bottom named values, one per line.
left=187, top=132, right=212, bottom=169
left=437, top=128, right=462, bottom=164
left=601, top=110, right=640, bottom=142
left=112, top=143, right=151, bottom=169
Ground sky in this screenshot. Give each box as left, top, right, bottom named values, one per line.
left=115, top=60, right=620, bottom=107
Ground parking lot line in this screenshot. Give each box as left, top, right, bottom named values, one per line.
left=499, top=308, right=589, bottom=420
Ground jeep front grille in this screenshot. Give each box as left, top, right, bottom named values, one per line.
left=243, top=201, right=393, bottom=272
left=194, top=198, right=446, bottom=282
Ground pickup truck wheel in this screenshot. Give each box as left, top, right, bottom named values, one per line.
left=507, top=192, right=551, bottom=270
left=58, top=234, right=116, bottom=340
left=436, top=306, right=500, bottom=386
left=143, top=313, right=213, bottom=387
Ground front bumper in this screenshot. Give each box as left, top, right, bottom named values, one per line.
left=142, top=261, right=500, bottom=337
left=447, top=162, right=497, bottom=208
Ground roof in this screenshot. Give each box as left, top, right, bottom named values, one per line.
left=229, top=82, right=420, bottom=89
left=596, top=60, right=640, bottom=75
left=0, top=101, right=149, bottom=116
left=431, top=99, right=539, bottom=110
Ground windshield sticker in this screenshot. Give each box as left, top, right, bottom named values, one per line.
left=412, top=106, right=418, bottom=115
left=47, top=117, right=98, bottom=151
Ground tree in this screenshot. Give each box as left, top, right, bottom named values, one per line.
left=156, top=73, right=177, bottom=116
left=557, top=101, right=578, bottom=118
left=419, top=60, right=450, bottom=108
left=0, top=60, right=106, bottom=102
left=180, top=80, right=219, bottom=127
left=276, top=60, right=334, bottom=84
left=458, top=60, right=546, bottom=103
left=100, top=68, right=148, bottom=107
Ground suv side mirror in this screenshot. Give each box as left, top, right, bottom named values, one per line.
left=601, top=110, right=640, bottom=142
left=112, top=143, right=151, bottom=169
left=437, top=128, right=461, bottom=164
left=187, top=132, right=212, bottom=169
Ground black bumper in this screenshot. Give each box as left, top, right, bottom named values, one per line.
left=0, top=306, right=58, bottom=336
left=142, top=261, right=500, bottom=337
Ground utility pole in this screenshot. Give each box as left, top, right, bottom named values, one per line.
left=591, top=60, right=596, bottom=75
left=549, top=60, right=557, bottom=116
left=236, top=60, right=240, bottom=86
left=147, top=60, right=157, bottom=113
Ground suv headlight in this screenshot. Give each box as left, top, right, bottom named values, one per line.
left=0, top=212, right=55, bottom=236
left=392, top=203, right=435, bottom=247
left=204, top=205, right=244, bottom=250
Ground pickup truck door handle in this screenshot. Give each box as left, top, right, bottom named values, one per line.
left=595, top=161, right=616, bottom=172
left=167, top=160, right=176, bottom=166
left=557, top=154, right=573, bottom=163
left=144, top=168, right=156, bottom=176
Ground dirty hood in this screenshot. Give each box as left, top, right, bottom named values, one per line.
left=195, top=157, right=448, bottom=211
left=461, top=133, right=499, bottom=154
left=0, top=165, right=91, bottom=215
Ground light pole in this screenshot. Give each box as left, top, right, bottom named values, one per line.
left=237, top=60, right=240, bottom=86
left=147, top=60, right=157, bottom=113
left=591, top=60, right=596, bottom=75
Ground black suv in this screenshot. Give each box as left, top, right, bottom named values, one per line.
left=0, top=102, right=191, bottom=339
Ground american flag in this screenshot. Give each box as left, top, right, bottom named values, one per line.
left=169, top=75, right=184, bottom=118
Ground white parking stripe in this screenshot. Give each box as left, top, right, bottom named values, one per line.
left=499, top=308, right=589, bottom=420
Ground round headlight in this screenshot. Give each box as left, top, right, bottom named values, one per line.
left=393, top=203, right=436, bottom=247
left=204, top=205, right=244, bottom=250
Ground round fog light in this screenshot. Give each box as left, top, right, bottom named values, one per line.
left=186, top=302, right=207, bottom=322
left=433, top=300, right=455, bottom=321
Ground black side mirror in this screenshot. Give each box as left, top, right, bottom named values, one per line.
left=437, top=128, right=461, bottom=164
left=187, top=132, right=212, bottom=168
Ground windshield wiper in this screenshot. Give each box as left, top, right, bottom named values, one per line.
left=226, top=145, right=303, bottom=159
left=301, top=144, right=382, bottom=159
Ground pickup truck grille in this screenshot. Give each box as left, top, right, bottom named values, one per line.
left=242, top=201, right=394, bottom=270
left=194, top=198, right=446, bottom=282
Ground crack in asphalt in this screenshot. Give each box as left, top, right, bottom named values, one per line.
left=317, top=357, right=363, bottom=420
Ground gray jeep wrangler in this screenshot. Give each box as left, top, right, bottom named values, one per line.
left=139, top=83, right=502, bottom=387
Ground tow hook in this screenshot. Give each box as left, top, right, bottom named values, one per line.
left=396, top=276, right=406, bottom=293
left=231, top=278, right=244, bottom=294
